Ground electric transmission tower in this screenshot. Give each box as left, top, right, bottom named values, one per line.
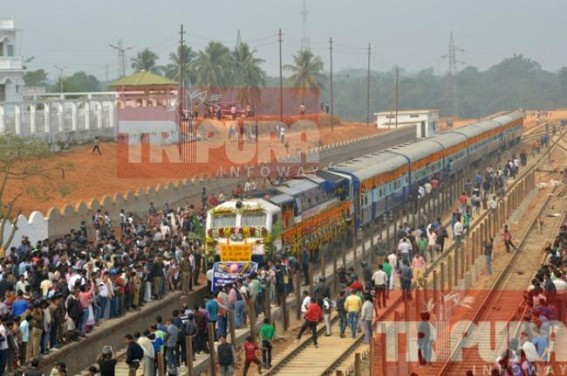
left=236, top=29, right=241, bottom=49
left=442, top=32, right=465, bottom=118
left=300, top=0, right=309, bottom=49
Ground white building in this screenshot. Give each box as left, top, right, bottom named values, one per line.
left=0, top=18, right=24, bottom=103
left=374, top=109, right=439, bottom=138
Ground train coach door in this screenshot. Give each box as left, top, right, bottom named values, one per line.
left=371, top=185, right=378, bottom=220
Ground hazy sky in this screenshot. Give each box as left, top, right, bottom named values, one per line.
left=3, top=0, right=567, bottom=81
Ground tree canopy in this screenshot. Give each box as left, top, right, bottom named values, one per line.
left=51, top=71, right=101, bottom=93
left=284, top=49, right=325, bottom=101
left=0, top=135, right=73, bottom=250
left=23, top=69, right=49, bottom=87
left=163, top=44, right=197, bottom=86
left=130, top=48, right=161, bottom=74
left=194, top=41, right=233, bottom=89
left=231, top=42, right=266, bottom=106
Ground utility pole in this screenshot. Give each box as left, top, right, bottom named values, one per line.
left=278, top=29, right=283, bottom=123
left=366, top=43, right=371, bottom=127
left=442, top=32, right=465, bottom=118
left=395, top=66, right=399, bottom=129
left=329, top=37, right=334, bottom=131
left=109, top=42, right=134, bottom=106
left=54, top=65, right=66, bottom=94
left=178, top=24, right=185, bottom=122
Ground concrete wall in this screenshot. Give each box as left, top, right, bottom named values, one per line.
left=2, top=211, right=48, bottom=248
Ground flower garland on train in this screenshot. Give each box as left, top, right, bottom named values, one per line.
left=284, top=202, right=349, bottom=256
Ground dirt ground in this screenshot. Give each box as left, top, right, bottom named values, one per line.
left=6, top=114, right=382, bottom=216
left=8, top=110, right=566, bottom=217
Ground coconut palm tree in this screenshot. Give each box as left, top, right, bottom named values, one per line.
left=163, top=44, right=197, bottom=86
left=284, top=49, right=325, bottom=102
left=194, top=41, right=232, bottom=90
left=231, top=42, right=266, bottom=106
left=130, top=48, right=161, bottom=74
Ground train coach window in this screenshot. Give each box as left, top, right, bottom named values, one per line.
left=212, top=215, right=237, bottom=228
left=241, top=214, right=266, bottom=227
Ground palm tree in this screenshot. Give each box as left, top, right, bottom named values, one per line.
left=284, top=49, right=325, bottom=102
left=130, top=48, right=161, bottom=74
left=231, top=42, right=266, bottom=106
left=194, top=41, right=232, bottom=90
left=163, top=44, right=197, bottom=86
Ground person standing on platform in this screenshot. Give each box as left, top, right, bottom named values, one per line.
left=484, top=237, right=494, bottom=275
left=453, top=217, right=463, bottom=249
left=180, top=254, right=193, bottom=294
left=400, top=259, right=413, bottom=301
left=361, top=293, right=374, bottom=344
left=372, top=265, right=387, bottom=309
left=382, top=259, right=393, bottom=300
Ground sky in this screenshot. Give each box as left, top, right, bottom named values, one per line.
left=2, top=0, right=567, bottom=82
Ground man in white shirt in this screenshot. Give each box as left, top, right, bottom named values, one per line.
left=519, top=332, right=540, bottom=362
left=372, top=265, right=388, bottom=308
left=453, top=220, right=464, bottom=249
left=301, top=291, right=311, bottom=314
left=424, top=181, right=432, bottom=195
left=398, top=238, right=412, bottom=265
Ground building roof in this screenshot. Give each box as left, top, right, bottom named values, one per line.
left=109, top=71, right=178, bottom=88
left=374, top=109, right=439, bottom=116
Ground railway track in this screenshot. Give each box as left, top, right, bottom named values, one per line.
left=432, top=183, right=567, bottom=375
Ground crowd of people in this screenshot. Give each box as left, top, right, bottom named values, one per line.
left=488, top=222, right=567, bottom=376
left=2, top=129, right=553, bottom=376
left=0, top=199, right=214, bottom=375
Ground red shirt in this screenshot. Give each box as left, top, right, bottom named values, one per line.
left=304, top=303, right=323, bottom=323
left=243, top=341, right=258, bottom=361
left=350, top=280, right=364, bottom=292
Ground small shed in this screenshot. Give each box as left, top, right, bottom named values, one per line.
left=110, top=71, right=178, bottom=108
left=374, top=109, right=440, bottom=138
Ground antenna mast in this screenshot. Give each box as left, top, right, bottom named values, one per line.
left=442, top=32, right=465, bottom=118
left=301, top=0, right=309, bottom=49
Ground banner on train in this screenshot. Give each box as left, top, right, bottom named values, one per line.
left=211, top=262, right=258, bottom=291
left=219, top=244, right=252, bottom=262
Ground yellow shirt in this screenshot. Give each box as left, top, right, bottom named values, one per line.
left=344, top=294, right=363, bottom=313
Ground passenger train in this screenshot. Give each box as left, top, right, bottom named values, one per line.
left=206, top=110, right=524, bottom=262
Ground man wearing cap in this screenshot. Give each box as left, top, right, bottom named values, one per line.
left=30, top=301, right=43, bottom=359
